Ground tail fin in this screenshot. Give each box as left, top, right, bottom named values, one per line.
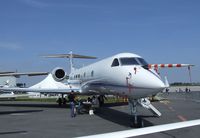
left=42, top=52, right=97, bottom=73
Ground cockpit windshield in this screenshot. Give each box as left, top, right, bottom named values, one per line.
left=137, top=58, right=148, bottom=66
left=136, top=58, right=149, bottom=69
left=120, top=58, right=140, bottom=66
left=119, top=57, right=149, bottom=67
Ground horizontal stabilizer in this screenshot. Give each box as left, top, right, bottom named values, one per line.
left=42, top=54, right=97, bottom=59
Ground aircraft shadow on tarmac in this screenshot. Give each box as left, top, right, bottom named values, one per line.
left=103, top=102, right=128, bottom=107
left=0, top=109, right=43, bottom=115
left=0, top=101, right=128, bottom=109
left=0, top=131, right=28, bottom=136
left=0, top=101, right=156, bottom=127
left=0, top=102, right=68, bottom=108
left=95, top=107, right=155, bottom=127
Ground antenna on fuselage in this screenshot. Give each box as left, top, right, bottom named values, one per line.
left=42, top=52, right=97, bottom=73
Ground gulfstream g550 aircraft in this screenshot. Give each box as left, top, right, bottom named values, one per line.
left=0, top=52, right=194, bottom=127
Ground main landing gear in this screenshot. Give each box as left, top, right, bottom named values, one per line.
left=57, top=94, right=67, bottom=106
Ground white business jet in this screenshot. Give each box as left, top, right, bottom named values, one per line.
left=0, top=52, right=194, bottom=127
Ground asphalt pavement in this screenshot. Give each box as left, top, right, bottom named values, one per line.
left=0, top=92, right=200, bottom=138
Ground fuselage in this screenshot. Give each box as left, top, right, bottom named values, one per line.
left=68, top=53, right=166, bottom=99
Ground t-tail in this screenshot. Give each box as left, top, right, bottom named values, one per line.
left=42, top=51, right=97, bottom=73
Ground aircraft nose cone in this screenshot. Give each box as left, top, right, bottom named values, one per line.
left=141, top=70, right=166, bottom=90
left=149, top=76, right=166, bottom=89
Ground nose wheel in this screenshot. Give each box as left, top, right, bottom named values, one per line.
left=129, top=98, right=144, bottom=128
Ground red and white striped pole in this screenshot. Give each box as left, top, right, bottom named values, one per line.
left=148, top=64, right=194, bottom=83
left=188, top=66, right=192, bottom=83
left=148, top=64, right=194, bottom=69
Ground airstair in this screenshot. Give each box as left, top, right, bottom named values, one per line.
left=138, top=98, right=162, bottom=117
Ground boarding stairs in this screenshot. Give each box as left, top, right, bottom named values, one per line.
left=138, top=98, right=162, bottom=117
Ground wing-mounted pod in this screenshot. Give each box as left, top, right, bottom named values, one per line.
left=51, top=67, right=67, bottom=82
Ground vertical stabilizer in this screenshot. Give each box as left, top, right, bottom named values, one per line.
left=69, top=51, right=75, bottom=72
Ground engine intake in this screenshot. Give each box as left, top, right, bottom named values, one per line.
left=52, top=67, right=66, bottom=82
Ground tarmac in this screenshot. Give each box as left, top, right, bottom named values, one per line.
left=0, top=92, right=200, bottom=138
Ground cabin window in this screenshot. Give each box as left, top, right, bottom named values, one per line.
left=84, top=72, right=86, bottom=78
left=120, top=58, right=139, bottom=66
left=111, top=58, right=119, bottom=67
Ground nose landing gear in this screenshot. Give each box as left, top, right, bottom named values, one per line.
left=129, top=97, right=162, bottom=128
left=129, top=99, right=144, bottom=128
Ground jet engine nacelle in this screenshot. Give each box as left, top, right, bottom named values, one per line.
left=51, top=67, right=66, bottom=82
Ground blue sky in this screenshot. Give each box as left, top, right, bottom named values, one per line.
left=0, top=0, right=200, bottom=86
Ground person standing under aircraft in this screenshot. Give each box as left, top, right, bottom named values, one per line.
left=57, top=97, right=62, bottom=106
left=98, top=95, right=107, bottom=107
left=68, top=91, right=76, bottom=118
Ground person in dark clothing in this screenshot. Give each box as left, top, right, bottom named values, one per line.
left=62, top=97, right=67, bottom=105
left=57, top=97, right=62, bottom=107
left=87, top=97, right=92, bottom=103
left=68, top=91, right=76, bottom=117
left=98, top=95, right=107, bottom=107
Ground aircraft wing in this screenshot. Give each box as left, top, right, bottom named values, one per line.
left=0, top=93, right=33, bottom=98
left=77, top=119, right=200, bottom=138
left=0, top=71, right=15, bottom=74
left=0, top=72, right=49, bottom=77
left=0, top=87, right=80, bottom=93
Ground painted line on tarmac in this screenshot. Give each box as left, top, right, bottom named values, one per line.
left=177, top=115, right=187, bottom=121
left=160, top=100, right=170, bottom=105
left=10, top=113, right=29, bottom=116
left=160, top=97, right=188, bottom=122
left=168, top=106, right=175, bottom=112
